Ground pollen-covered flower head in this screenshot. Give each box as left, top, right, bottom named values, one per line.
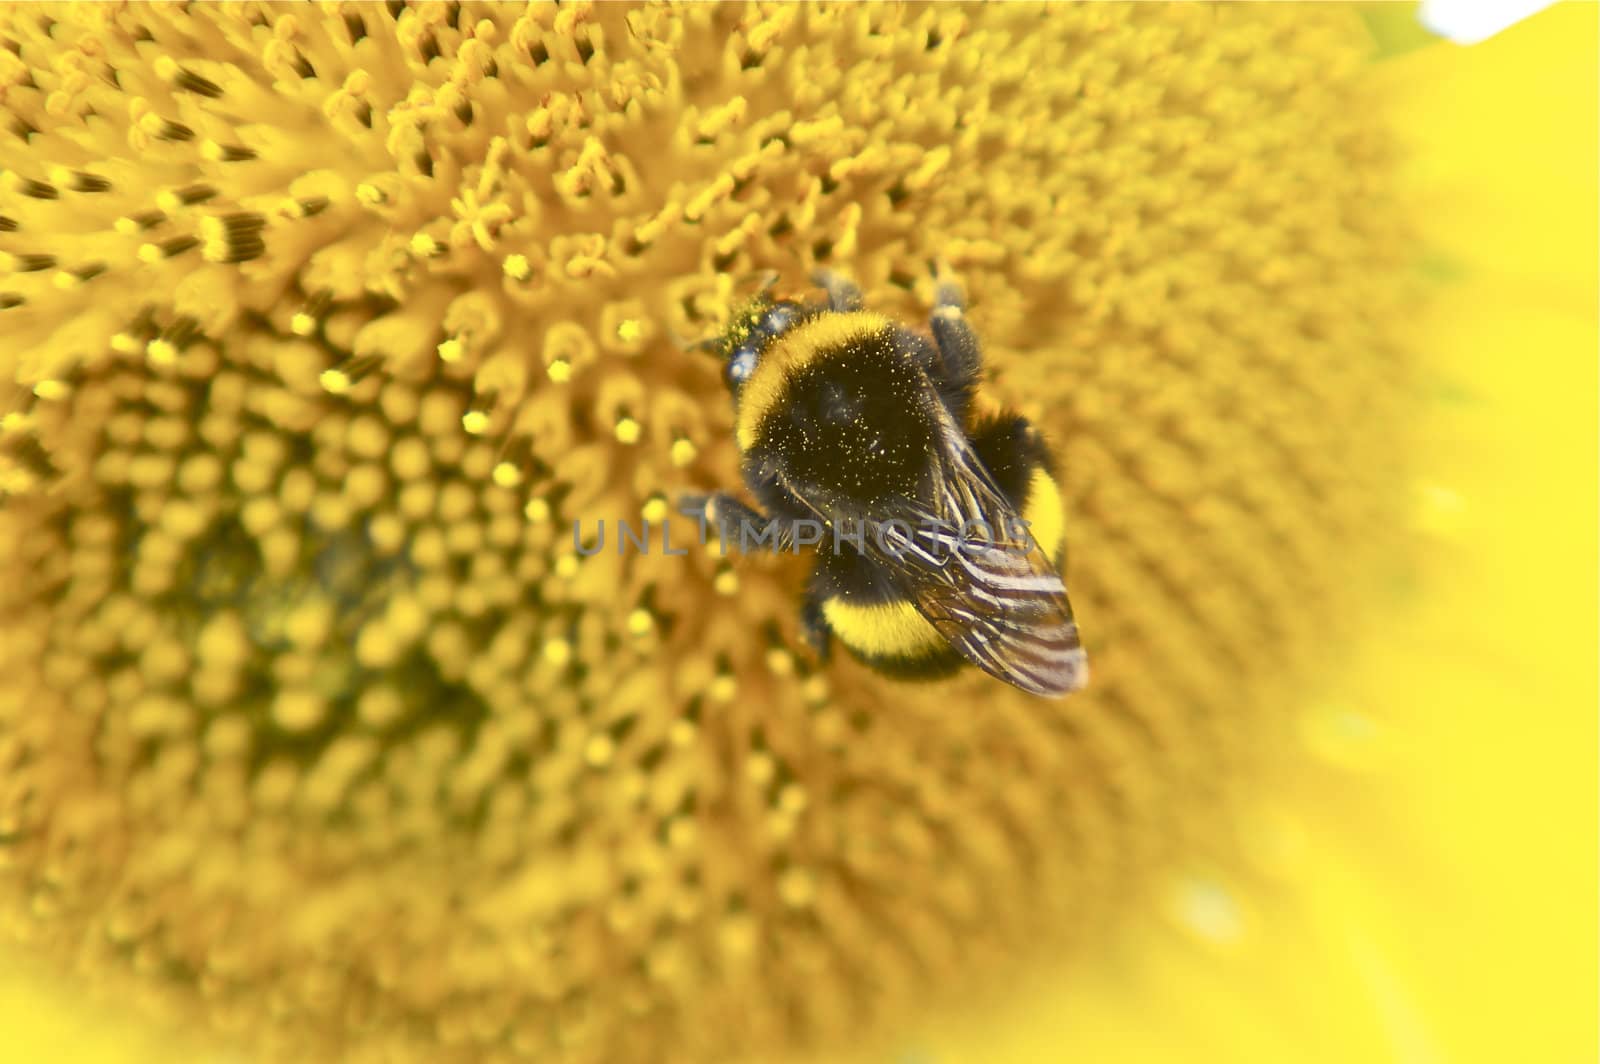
left=0, top=3, right=1409, bottom=1061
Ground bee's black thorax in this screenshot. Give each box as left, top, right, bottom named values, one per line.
left=741, top=324, right=938, bottom=520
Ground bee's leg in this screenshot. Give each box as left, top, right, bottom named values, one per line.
left=678, top=492, right=794, bottom=552
left=800, top=592, right=833, bottom=663
left=928, top=269, right=983, bottom=403
left=811, top=268, right=864, bottom=312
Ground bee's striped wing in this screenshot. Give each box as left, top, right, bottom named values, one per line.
left=869, top=408, right=1088, bottom=698
left=904, top=533, right=1087, bottom=698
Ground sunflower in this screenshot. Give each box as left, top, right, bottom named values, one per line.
left=1, top=3, right=1593, bottom=1063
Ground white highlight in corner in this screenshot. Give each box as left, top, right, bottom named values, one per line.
left=1419, top=0, right=1557, bottom=44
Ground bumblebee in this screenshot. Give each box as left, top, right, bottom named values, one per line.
left=688, top=270, right=1087, bottom=698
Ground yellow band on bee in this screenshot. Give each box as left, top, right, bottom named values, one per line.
left=821, top=596, right=945, bottom=659
left=1022, top=467, right=1065, bottom=562
left=734, top=311, right=892, bottom=451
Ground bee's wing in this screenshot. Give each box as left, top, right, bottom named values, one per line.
left=867, top=412, right=1088, bottom=698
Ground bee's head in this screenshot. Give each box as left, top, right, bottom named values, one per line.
left=716, top=297, right=805, bottom=394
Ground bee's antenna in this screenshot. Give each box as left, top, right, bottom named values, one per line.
left=749, top=268, right=781, bottom=297
left=668, top=326, right=722, bottom=355
left=811, top=267, right=864, bottom=313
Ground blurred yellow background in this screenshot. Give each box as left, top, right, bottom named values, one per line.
left=3, top=5, right=1594, bottom=1063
